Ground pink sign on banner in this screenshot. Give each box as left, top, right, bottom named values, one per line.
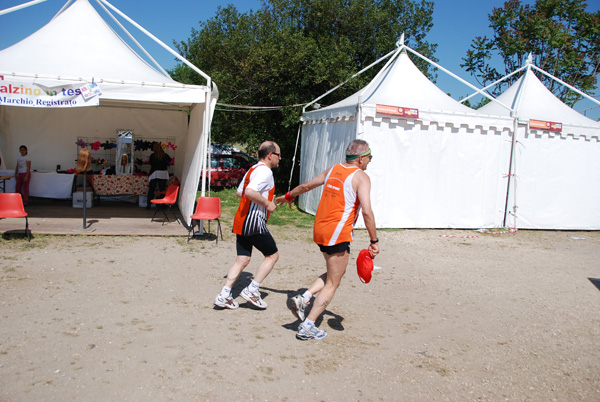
left=530, top=119, right=562, bottom=132
left=376, top=104, right=419, bottom=119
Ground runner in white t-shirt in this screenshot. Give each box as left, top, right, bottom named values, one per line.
left=234, top=162, right=274, bottom=236
left=214, top=141, right=282, bottom=310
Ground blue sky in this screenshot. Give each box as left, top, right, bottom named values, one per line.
left=1, top=0, right=599, bottom=119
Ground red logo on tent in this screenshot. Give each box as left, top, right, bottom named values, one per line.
left=376, top=104, right=419, bottom=119
left=529, top=119, right=562, bottom=132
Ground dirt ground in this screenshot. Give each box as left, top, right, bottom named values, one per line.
left=0, top=225, right=599, bottom=401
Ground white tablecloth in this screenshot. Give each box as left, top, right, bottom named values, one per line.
left=0, top=170, right=74, bottom=199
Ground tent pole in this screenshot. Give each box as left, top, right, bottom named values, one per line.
left=503, top=118, right=519, bottom=228
left=303, top=46, right=399, bottom=113
left=94, top=0, right=168, bottom=76
left=82, top=171, right=87, bottom=229
left=354, top=47, right=404, bottom=102
left=206, top=87, right=212, bottom=197
left=202, top=82, right=214, bottom=196
left=502, top=67, right=531, bottom=229
left=200, top=108, right=208, bottom=198
left=97, top=0, right=212, bottom=85
left=459, top=65, right=527, bottom=104
left=405, top=47, right=513, bottom=113
left=287, top=123, right=302, bottom=191
left=51, top=0, right=75, bottom=20
left=0, top=0, right=47, bottom=16
left=531, top=65, right=600, bottom=108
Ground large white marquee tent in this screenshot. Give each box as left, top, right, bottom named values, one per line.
left=478, top=63, right=600, bottom=230
left=298, top=41, right=515, bottom=229
left=0, top=0, right=217, bottom=225
left=298, top=40, right=600, bottom=230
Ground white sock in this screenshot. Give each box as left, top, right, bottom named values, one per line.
left=303, top=319, right=315, bottom=327
left=249, top=280, right=260, bottom=293
left=220, top=286, right=232, bottom=298
left=302, top=290, right=312, bottom=304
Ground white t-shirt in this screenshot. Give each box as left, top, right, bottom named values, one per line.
left=237, top=162, right=274, bottom=198
left=236, top=162, right=274, bottom=235
left=16, top=154, right=30, bottom=174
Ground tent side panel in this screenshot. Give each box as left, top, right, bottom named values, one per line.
left=298, top=119, right=357, bottom=215
left=356, top=119, right=510, bottom=229
left=509, top=130, right=600, bottom=229
left=179, top=104, right=207, bottom=227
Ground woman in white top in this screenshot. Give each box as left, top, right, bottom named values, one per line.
left=14, top=145, right=31, bottom=205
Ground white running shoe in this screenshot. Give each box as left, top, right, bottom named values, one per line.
left=241, top=287, right=267, bottom=309
left=289, top=295, right=308, bottom=321
left=214, top=294, right=239, bottom=309
left=296, top=323, right=327, bottom=340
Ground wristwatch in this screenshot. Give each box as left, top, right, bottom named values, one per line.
left=370, top=238, right=379, bottom=244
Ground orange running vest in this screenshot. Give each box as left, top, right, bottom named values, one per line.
left=232, top=164, right=275, bottom=236
left=313, top=164, right=361, bottom=246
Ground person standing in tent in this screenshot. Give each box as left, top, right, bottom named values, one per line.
left=146, top=142, right=171, bottom=208
left=14, top=145, right=31, bottom=206
left=276, top=139, right=379, bottom=340
left=214, top=141, right=282, bottom=310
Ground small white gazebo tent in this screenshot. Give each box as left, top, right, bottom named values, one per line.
left=478, top=57, right=600, bottom=230
left=298, top=39, right=515, bottom=229
left=0, top=0, right=217, bottom=225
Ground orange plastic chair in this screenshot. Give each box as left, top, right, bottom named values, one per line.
left=188, top=196, right=223, bottom=243
left=0, top=193, right=30, bottom=241
left=150, top=184, right=179, bottom=225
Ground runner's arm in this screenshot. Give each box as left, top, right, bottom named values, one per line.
left=356, top=171, right=379, bottom=257
left=245, top=188, right=277, bottom=213
left=275, top=168, right=329, bottom=208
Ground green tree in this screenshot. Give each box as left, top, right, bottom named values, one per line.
left=171, top=0, right=435, bottom=187
left=462, top=0, right=600, bottom=106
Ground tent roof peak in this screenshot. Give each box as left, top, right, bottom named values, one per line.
left=396, top=33, right=405, bottom=48
left=302, top=33, right=506, bottom=114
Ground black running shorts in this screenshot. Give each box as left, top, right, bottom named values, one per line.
left=318, top=242, right=350, bottom=255
left=236, top=233, right=278, bottom=257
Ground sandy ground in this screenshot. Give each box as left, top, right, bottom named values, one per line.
left=0, top=225, right=599, bottom=401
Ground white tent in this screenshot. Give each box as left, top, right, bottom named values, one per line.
left=478, top=64, right=600, bottom=230
left=0, top=0, right=217, bottom=225
left=298, top=42, right=515, bottom=229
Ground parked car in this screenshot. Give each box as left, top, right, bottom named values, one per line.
left=208, top=154, right=252, bottom=188
left=211, top=144, right=256, bottom=165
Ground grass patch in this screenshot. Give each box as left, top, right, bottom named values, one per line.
left=199, top=188, right=315, bottom=229
left=269, top=204, right=314, bottom=229
left=0, top=235, right=49, bottom=249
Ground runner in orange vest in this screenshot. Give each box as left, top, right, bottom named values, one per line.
left=214, top=141, right=281, bottom=310
left=276, top=139, right=380, bottom=340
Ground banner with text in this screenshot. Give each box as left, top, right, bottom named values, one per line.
left=0, top=77, right=101, bottom=108
left=529, top=119, right=562, bottom=132
left=376, top=104, right=419, bottom=119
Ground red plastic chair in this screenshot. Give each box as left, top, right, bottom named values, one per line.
left=0, top=193, right=30, bottom=241
left=188, top=196, right=222, bottom=243
left=150, top=184, right=179, bottom=225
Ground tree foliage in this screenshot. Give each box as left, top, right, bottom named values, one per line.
left=171, top=0, right=435, bottom=187
left=462, top=0, right=600, bottom=106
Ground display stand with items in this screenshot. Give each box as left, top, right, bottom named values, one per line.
left=74, top=131, right=176, bottom=207
left=75, top=134, right=176, bottom=176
